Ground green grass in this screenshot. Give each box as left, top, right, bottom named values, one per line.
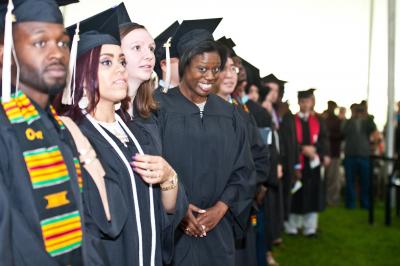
left=274, top=203, right=400, bottom=266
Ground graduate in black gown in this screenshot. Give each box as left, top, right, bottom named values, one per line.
left=57, top=8, right=187, bottom=266
left=214, top=47, right=270, bottom=266
left=154, top=23, right=255, bottom=266
left=261, top=74, right=298, bottom=224
left=285, top=90, right=328, bottom=237
left=0, top=0, right=107, bottom=265
left=120, top=19, right=189, bottom=265
left=254, top=84, right=283, bottom=266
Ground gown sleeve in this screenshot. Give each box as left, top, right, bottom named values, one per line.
left=248, top=113, right=270, bottom=186
left=82, top=162, right=129, bottom=240
left=0, top=172, right=13, bottom=266
left=160, top=182, right=188, bottom=264
left=219, top=108, right=256, bottom=234
left=317, top=116, right=330, bottom=158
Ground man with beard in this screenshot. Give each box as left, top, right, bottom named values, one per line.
left=0, top=0, right=107, bottom=265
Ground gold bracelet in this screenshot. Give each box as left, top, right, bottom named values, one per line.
left=160, top=171, right=178, bottom=191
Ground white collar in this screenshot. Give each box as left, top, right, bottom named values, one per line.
left=298, top=112, right=310, bottom=120
left=159, top=80, right=175, bottom=89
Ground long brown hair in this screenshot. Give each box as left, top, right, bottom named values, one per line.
left=120, top=22, right=158, bottom=118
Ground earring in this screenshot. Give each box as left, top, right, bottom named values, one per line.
left=78, top=91, right=89, bottom=110
left=114, top=102, right=121, bottom=111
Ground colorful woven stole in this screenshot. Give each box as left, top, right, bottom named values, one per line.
left=1, top=91, right=83, bottom=260
left=232, top=97, right=250, bottom=113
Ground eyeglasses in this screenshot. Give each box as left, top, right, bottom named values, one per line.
left=224, top=65, right=239, bottom=74
left=231, top=66, right=240, bottom=74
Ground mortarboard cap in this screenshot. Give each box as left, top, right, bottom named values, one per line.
left=261, top=73, right=287, bottom=85
left=174, top=18, right=222, bottom=58
left=12, top=0, right=63, bottom=24
left=66, top=6, right=121, bottom=57
left=241, top=58, right=261, bottom=87
left=217, top=36, right=237, bottom=56
left=156, top=18, right=222, bottom=93
left=115, top=2, right=132, bottom=27
left=56, top=0, right=79, bottom=6
left=298, top=88, right=315, bottom=99
left=62, top=6, right=120, bottom=104
left=154, top=20, right=180, bottom=63
left=0, top=0, right=79, bottom=33
left=1, top=0, right=76, bottom=102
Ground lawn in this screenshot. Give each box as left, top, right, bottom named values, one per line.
left=274, top=204, right=400, bottom=266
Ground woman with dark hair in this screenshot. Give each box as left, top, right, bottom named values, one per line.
left=155, top=26, right=254, bottom=266
left=57, top=10, right=187, bottom=266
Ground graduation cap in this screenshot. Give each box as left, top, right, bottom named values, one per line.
left=261, top=74, right=287, bottom=85
left=217, top=36, right=236, bottom=56
left=157, top=18, right=222, bottom=93
left=174, top=18, right=222, bottom=58
left=298, top=88, right=315, bottom=99
left=62, top=6, right=120, bottom=105
left=115, top=2, right=132, bottom=27
left=241, top=58, right=260, bottom=87
left=66, top=6, right=121, bottom=56
left=154, top=20, right=180, bottom=78
left=1, top=0, right=71, bottom=102
left=154, top=20, right=180, bottom=63
left=56, top=0, right=79, bottom=6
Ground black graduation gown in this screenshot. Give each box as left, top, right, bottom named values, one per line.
left=0, top=172, right=13, bottom=265
left=154, top=88, right=255, bottom=266
left=127, top=112, right=189, bottom=263
left=234, top=104, right=270, bottom=266
left=246, top=100, right=284, bottom=249
left=0, top=105, right=107, bottom=266
left=78, top=115, right=187, bottom=266
left=290, top=117, right=327, bottom=214
left=278, top=111, right=299, bottom=220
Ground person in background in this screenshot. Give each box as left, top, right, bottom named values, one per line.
left=323, top=101, right=344, bottom=206
left=342, top=104, right=377, bottom=209
left=285, top=90, right=328, bottom=237
left=395, top=101, right=400, bottom=158
left=214, top=44, right=270, bottom=266
left=154, top=21, right=181, bottom=91
left=262, top=74, right=298, bottom=244
left=259, top=82, right=284, bottom=266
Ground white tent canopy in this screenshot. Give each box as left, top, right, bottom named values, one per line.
left=63, top=0, right=399, bottom=130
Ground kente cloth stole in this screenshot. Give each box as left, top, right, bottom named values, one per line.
left=1, top=91, right=83, bottom=258
left=295, top=113, right=320, bottom=170
left=232, top=97, right=250, bottom=113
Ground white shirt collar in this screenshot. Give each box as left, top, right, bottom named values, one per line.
left=159, top=80, right=175, bottom=89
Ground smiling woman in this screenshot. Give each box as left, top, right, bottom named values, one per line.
left=180, top=46, right=224, bottom=103
left=154, top=26, right=255, bottom=266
